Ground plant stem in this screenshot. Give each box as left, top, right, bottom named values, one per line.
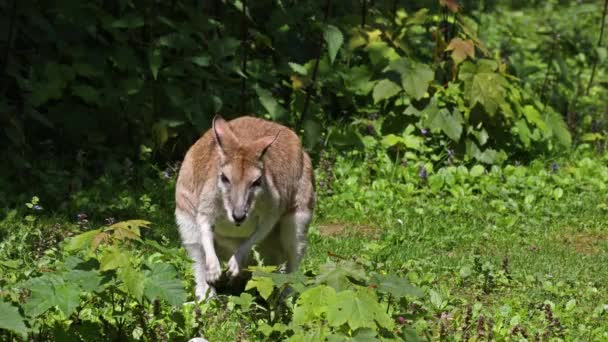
left=585, top=0, right=608, bottom=95
left=0, top=0, right=17, bottom=96
left=298, top=0, right=332, bottom=130
left=240, top=0, right=249, bottom=113
left=361, top=0, right=367, bottom=28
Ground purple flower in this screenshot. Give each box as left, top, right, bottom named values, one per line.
left=420, top=128, right=429, bottom=136
left=33, top=204, right=43, bottom=211
left=551, top=163, right=559, bottom=172
left=419, top=166, right=428, bottom=180
left=397, top=316, right=406, bottom=325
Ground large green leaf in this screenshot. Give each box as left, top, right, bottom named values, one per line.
left=425, top=104, right=463, bottom=141
left=323, top=25, right=344, bottom=64
left=23, top=275, right=81, bottom=317
left=293, top=285, right=336, bottom=325
left=0, top=301, right=27, bottom=338
left=100, top=248, right=131, bottom=271
left=388, top=59, right=434, bottom=100
left=544, top=110, right=572, bottom=147
left=315, top=261, right=367, bottom=291
left=144, top=263, right=186, bottom=306
left=522, top=105, right=547, bottom=131
left=369, top=273, right=423, bottom=298
left=245, top=276, right=275, bottom=301
left=118, top=264, right=145, bottom=302
left=63, top=269, right=103, bottom=293
left=326, top=288, right=394, bottom=331
left=254, top=85, right=287, bottom=121
left=373, top=79, right=401, bottom=103
left=65, top=229, right=102, bottom=251
left=459, top=60, right=508, bottom=115
left=343, top=65, right=374, bottom=95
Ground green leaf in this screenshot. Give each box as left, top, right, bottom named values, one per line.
left=315, top=261, right=367, bottom=291
left=72, top=85, right=100, bottom=105
left=144, top=263, right=186, bottom=305
left=100, top=248, right=131, bottom=271
left=514, top=119, right=532, bottom=147
left=65, top=229, right=102, bottom=251
left=323, top=25, right=344, bottom=64
left=254, top=85, right=287, bottom=121
left=288, top=62, right=308, bottom=75
left=343, top=65, right=375, bottom=95
left=470, top=165, right=485, bottom=177
left=553, top=187, right=564, bottom=200
left=144, top=263, right=186, bottom=306
left=303, top=119, right=322, bottom=150
left=426, top=107, right=463, bottom=141
left=23, top=275, right=81, bottom=317
left=389, top=59, right=434, bottom=100
left=111, top=14, right=144, bottom=29
left=118, top=264, right=145, bottom=301
left=429, top=289, right=445, bottom=309
left=293, top=285, right=336, bottom=325
left=459, top=60, right=508, bottom=115
left=381, top=134, right=404, bottom=147
left=191, top=55, right=210, bottom=67
left=0, top=301, right=28, bottom=338
left=373, top=79, right=401, bottom=103
left=544, top=110, right=572, bottom=147
left=245, top=276, right=275, bottom=301
left=522, top=105, right=547, bottom=132
left=230, top=292, right=254, bottom=312
left=326, top=288, right=394, bottom=331
left=149, top=49, right=163, bottom=80
left=370, top=273, right=424, bottom=298
left=63, top=270, right=102, bottom=293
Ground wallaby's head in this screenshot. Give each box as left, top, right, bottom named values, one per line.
left=212, top=115, right=279, bottom=225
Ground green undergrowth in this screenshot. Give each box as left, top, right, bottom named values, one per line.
left=1, top=146, right=608, bottom=340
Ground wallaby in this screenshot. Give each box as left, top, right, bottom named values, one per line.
left=175, top=115, right=315, bottom=299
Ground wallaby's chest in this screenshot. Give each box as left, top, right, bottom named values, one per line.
left=213, top=216, right=258, bottom=238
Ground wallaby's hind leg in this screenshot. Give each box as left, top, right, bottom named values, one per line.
left=279, top=209, right=312, bottom=273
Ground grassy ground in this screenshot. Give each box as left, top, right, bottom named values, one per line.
left=2, top=151, right=608, bottom=340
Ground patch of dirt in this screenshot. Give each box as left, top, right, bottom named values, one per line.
left=317, top=223, right=379, bottom=238
left=557, top=231, right=608, bottom=255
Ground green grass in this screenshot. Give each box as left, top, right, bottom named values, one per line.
left=2, top=151, right=608, bottom=340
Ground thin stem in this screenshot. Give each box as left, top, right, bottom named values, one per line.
left=361, top=0, right=367, bottom=28
left=240, top=0, right=249, bottom=113
left=585, top=0, right=608, bottom=95
left=298, top=0, right=332, bottom=130
left=1, top=0, right=17, bottom=95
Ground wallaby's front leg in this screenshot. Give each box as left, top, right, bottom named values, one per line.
left=227, top=217, right=277, bottom=277
left=197, top=214, right=222, bottom=284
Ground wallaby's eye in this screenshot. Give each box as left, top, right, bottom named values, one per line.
left=220, top=173, right=230, bottom=184
left=251, top=177, right=262, bottom=188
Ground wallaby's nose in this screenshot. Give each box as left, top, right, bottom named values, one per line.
left=232, top=212, right=246, bottom=224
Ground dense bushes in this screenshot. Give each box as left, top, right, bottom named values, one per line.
left=1, top=0, right=606, bottom=207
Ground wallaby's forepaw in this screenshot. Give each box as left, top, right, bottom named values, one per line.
left=227, top=254, right=241, bottom=277
left=206, top=257, right=222, bottom=283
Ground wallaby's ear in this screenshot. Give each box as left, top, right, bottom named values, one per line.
left=212, top=115, right=238, bottom=155
left=252, top=131, right=281, bottom=160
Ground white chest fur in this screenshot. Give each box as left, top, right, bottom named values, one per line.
left=213, top=216, right=258, bottom=238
